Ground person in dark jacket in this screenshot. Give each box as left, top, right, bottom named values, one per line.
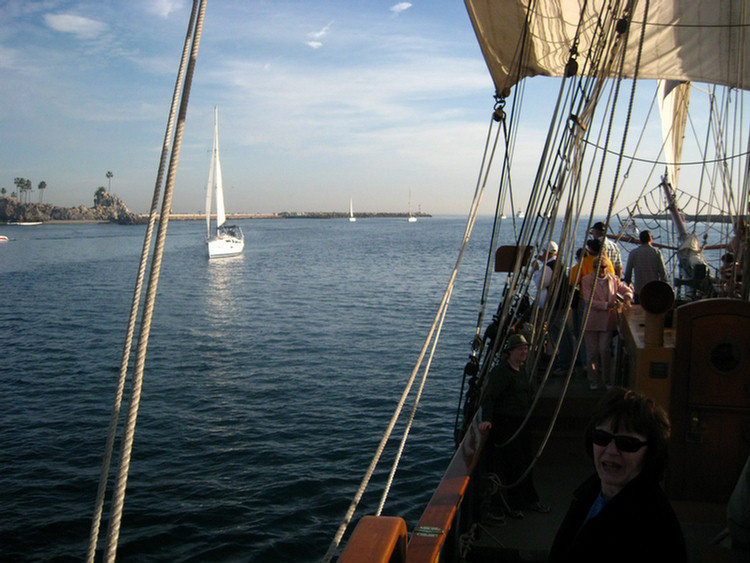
left=479, top=334, right=549, bottom=517
left=548, top=387, right=687, bottom=563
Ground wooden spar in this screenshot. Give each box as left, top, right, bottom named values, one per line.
left=608, top=233, right=677, bottom=250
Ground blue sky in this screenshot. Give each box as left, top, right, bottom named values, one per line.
left=1, top=1, right=510, bottom=215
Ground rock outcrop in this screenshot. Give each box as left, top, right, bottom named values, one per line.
left=0, top=191, right=145, bottom=224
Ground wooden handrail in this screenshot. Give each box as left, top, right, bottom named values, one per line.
left=338, top=516, right=408, bottom=563
left=405, top=419, right=487, bottom=563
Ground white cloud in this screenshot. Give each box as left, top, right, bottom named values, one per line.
left=306, top=20, right=333, bottom=48
left=146, top=0, right=184, bottom=18
left=43, top=13, right=107, bottom=39
left=391, top=3, right=413, bottom=15
left=308, top=21, right=334, bottom=40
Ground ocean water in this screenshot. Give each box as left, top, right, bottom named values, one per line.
left=0, top=217, right=503, bottom=563
left=1, top=213, right=731, bottom=563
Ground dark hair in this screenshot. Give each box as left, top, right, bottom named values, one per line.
left=639, top=230, right=652, bottom=244
left=586, top=238, right=602, bottom=253
left=584, top=387, right=671, bottom=480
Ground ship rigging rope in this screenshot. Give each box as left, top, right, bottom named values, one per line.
left=321, top=110, right=499, bottom=563
left=378, top=111, right=513, bottom=516
left=486, top=0, right=653, bottom=492
left=85, top=2, right=207, bottom=562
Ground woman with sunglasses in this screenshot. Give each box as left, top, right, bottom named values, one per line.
left=580, top=255, right=633, bottom=390
left=548, top=387, right=687, bottom=562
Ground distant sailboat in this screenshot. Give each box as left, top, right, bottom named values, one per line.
left=408, top=191, right=417, bottom=222
left=349, top=198, right=356, bottom=222
left=205, top=106, right=244, bottom=258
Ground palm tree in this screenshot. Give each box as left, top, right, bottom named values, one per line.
left=14, top=177, right=31, bottom=203
left=38, top=181, right=47, bottom=203
left=106, top=171, right=113, bottom=191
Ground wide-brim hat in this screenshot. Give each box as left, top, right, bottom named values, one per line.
left=506, top=334, right=529, bottom=350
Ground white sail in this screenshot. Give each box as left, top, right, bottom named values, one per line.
left=465, top=0, right=750, bottom=94
left=204, top=125, right=215, bottom=237
left=213, top=107, right=226, bottom=229
left=657, top=80, right=690, bottom=189
left=205, top=106, right=244, bottom=258
left=349, top=198, right=356, bottom=222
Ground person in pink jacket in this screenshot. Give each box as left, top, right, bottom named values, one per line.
left=581, top=257, right=633, bottom=390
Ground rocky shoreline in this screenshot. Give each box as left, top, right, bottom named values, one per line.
left=0, top=191, right=144, bottom=225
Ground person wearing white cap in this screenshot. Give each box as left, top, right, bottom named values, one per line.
left=533, top=240, right=575, bottom=374
left=532, top=240, right=559, bottom=307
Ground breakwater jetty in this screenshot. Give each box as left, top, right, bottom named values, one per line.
left=166, top=211, right=432, bottom=221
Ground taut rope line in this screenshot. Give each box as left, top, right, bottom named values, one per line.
left=85, top=2, right=207, bottom=562
left=85, top=4, right=200, bottom=562
left=321, top=107, right=494, bottom=563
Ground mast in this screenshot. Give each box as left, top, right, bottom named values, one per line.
left=204, top=108, right=217, bottom=237
left=213, top=106, right=226, bottom=229
left=657, top=80, right=709, bottom=280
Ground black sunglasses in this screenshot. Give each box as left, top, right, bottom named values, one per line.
left=592, top=429, right=649, bottom=452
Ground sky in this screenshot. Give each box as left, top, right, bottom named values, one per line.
left=0, top=0, right=514, bottom=216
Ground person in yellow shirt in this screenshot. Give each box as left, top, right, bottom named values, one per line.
left=569, top=239, right=614, bottom=288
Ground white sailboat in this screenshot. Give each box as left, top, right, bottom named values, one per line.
left=407, top=190, right=417, bottom=222
left=205, top=106, right=244, bottom=258
left=348, top=198, right=356, bottom=222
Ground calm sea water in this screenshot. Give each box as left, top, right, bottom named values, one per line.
left=1, top=213, right=730, bottom=563
left=0, top=217, right=505, bottom=563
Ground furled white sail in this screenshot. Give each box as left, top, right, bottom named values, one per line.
left=657, top=79, right=690, bottom=189
left=465, top=0, right=750, bottom=94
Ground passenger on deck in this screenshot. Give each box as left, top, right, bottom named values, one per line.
left=719, top=252, right=741, bottom=297
left=590, top=222, right=622, bottom=278
left=532, top=241, right=574, bottom=374
left=548, top=387, right=687, bottom=563
left=569, top=239, right=614, bottom=284
left=623, top=230, right=668, bottom=303
left=531, top=241, right=558, bottom=307
left=581, top=256, right=632, bottom=390
left=478, top=334, right=550, bottom=518
left=568, top=240, right=614, bottom=368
